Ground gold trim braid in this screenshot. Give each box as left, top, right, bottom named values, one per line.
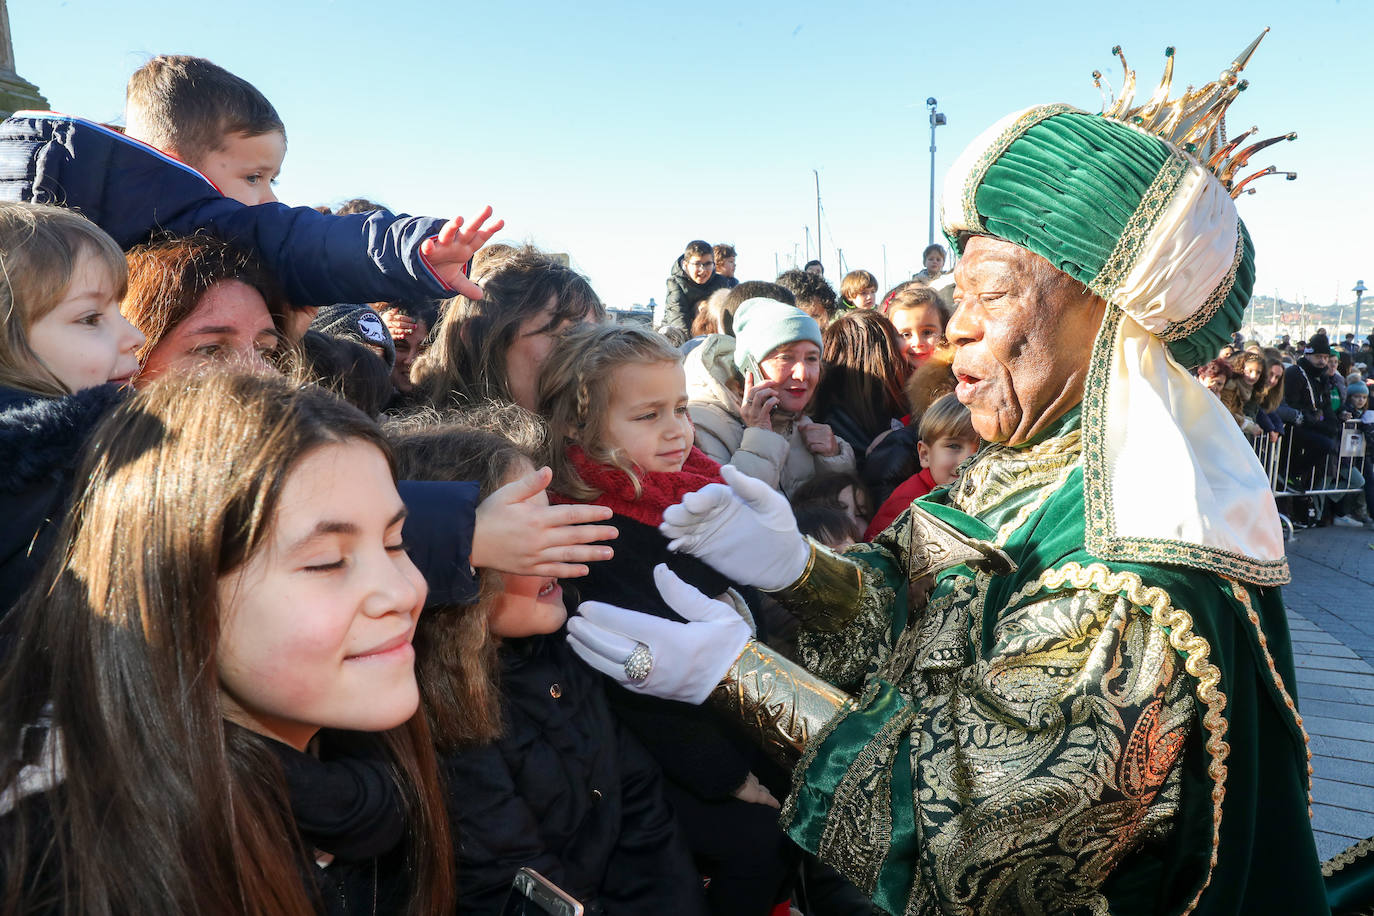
left=1225, top=578, right=1314, bottom=812
left=1324, top=835, right=1374, bottom=879
left=708, top=639, right=852, bottom=769
left=1009, top=561, right=1229, bottom=916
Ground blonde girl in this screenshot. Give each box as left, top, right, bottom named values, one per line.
left=538, top=323, right=796, bottom=915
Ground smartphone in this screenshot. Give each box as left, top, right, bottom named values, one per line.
left=739, top=352, right=763, bottom=385
left=500, top=868, right=585, bottom=916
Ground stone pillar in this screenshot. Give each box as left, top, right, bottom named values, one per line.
left=0, top=1, right=47, bottom=117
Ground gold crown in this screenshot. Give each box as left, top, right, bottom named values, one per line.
left=1092, top=28, right=1296, bottom=198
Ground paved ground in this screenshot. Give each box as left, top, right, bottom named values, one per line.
left=1282, top=523, right=1374, bottom=860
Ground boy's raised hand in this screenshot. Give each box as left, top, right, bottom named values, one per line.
left=471, top=466, right=617, bottom=579
left=420, top=205, right=506, bottom=299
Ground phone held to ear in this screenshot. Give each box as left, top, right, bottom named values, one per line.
left=740, top=354, right=763, bottom=385
left=501, top=868, right=585, bottom=916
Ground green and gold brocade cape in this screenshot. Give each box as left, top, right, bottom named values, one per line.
left=778, top=412, right=1327, bottom=916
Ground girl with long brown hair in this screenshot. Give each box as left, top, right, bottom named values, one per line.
left=0, top=370, right=452, bottom=916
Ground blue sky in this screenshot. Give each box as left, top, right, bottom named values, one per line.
left=11, top=1, right=1374, bottom=328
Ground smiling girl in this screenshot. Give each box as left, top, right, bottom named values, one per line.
left=0, top=370, right=451, bottom=915
left=0, top=202, right=146, bottom=611
left=539, top=323, right=796, bottom=915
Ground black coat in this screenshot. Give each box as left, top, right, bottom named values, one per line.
left=0, top=725, right=408, bottom=916
left=662, top=257, right=731, bottom=334
left=0, top=113, right=458, bottom=308
left=1284, top=360, right=1339, bottom=439
left=862, top=423, right=921, bottom=507
left=0, top=384, right=126, bottom=617
left=568, top=514, right=764, bottom=802
left=444, top=634, right=707, bottom=915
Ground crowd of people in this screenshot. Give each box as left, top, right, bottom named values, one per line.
left=0, top=48, right=1367, bottom=916
left=1192, top=328, right=1374, bottom=528
left=0, top=53, right=987, bottom=916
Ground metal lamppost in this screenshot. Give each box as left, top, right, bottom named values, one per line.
left=1355, top=280, right=1367, bottom=340
left=927, top=97, right=946, bottom=248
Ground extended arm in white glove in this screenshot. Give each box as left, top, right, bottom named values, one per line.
left=566, top=565, right=752, bottom=705
left=659, top=463, right=810, bottom=591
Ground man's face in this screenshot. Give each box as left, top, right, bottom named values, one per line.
left=946, top=236, right=1105, bottom=446
left=685, top=253, right=715, bottom=285
left=716, top=256, right=736, bottom=279
left=1306, top=352, right=1330, bottom=372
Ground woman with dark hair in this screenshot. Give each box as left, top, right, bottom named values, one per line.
left=410, top=246, right=604, bottom=411
left=810, top=309, right=911, bottom=461
left=0, top=370, right=453, bottom=916
left=121, top=235, right=292, bottom=383
left=1255, top=354, right=1297, bottom=440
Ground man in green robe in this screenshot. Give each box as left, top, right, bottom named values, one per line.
left=569, top=35, right=1353, bottom=916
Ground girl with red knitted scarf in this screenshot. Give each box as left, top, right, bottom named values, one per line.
left=539, top=323, right=796, bottom=916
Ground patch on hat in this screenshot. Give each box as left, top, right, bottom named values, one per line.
left=357, top=312, right=389, bottom=345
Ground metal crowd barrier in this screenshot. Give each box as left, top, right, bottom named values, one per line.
left=1251, top=419, right=1366, bottom=540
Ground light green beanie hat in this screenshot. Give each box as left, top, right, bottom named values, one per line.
left=732, top=297, right=822, bottom=374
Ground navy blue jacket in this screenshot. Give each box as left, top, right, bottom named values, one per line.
left=0, top=112, right=458, bottom=307
left=0, top=385, right=479, bottom=619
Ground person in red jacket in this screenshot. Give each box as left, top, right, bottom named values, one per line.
left=863, top=392, right=978, bottom=539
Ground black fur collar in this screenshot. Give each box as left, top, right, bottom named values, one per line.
left=0, top=384, right=127, bottom=492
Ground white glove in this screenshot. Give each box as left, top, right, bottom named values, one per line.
left=659, top=463, right=810, bottom=590
left=567, top=564, right=751, bottom=705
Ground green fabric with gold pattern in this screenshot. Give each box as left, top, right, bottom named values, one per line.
left=780, top=412, right=1327, bottom=915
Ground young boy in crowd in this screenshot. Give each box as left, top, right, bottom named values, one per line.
left=662, top=239, right=730, bottom=336
left=124, top=55, right=285, bottom=207
left=775, top=267, right=838, bottom=329
left=0, top=56, right=500, bottom=308
left=712, top=243, right=739, bottom=288
left=863, top=392, right=979, bottom=538
left=839, top=269, right=878, bottom=310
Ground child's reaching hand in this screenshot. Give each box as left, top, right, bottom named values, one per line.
left=471, top=466, right=617, bottom=578
left=419, top=206, right=506, bottom=300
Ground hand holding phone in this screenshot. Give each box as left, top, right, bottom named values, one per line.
left=740, top=366, right=780, bottom=430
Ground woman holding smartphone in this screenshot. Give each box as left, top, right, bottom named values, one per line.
left=683, top=297, right=855, bottom=497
